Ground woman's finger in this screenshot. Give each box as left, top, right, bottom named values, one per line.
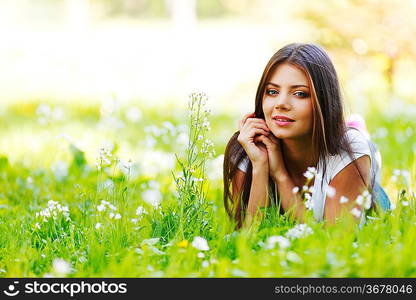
left=254, top=134, right=272, bottom=146
left=249, top=128, right=270, bottom=138
left=243, top=119, right=270, bottom=132
left=239, top=112, right=256, bottom=130
left=267, top=133, right=279, bottom=143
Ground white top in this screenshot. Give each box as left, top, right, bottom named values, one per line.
left=237, top=128, right=374, bottom=222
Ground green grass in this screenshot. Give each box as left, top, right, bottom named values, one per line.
left=0, top=95, right=414, bottom=277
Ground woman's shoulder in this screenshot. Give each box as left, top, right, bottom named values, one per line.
left=322, top=127, right=372, bottom=181
left=344, top=127, right=372, bottom=156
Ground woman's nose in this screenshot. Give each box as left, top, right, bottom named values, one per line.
left=274, top=94, right=291, bottom=110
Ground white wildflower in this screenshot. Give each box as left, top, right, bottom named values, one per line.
left=402, top=201, right=409, bottom=207
left=197, top=252, right=205, bottom=258
left=305, top=198, right=314, bottom=210
left=95, top=223, right=102, bottom=229
left=265, top=235, right=290, bottom=249
left=286, top=251, right=302, bottom=263
left=202, top=118, right=211, bottom=131
left=36, top=200, right=71, bottom=222
left=191, top=236, right=209, bottom=251
left=114, top=213, right=121, bottom=220
left=339, top=196, right=349, bottom=204
left=96, top=147, right=112, bottom=169
left=97, top=204, right=105, bottom=212
left=303, top=167, right=316, bottom=179
left=402, top=170, right=410, bottom=184
left=50, top=161, right=68, bottom=181
left=326, top=186, right=336, bottom=198
left=355, top=195, right=364, bottom=206
left=351, top=207, right=362, bottom=218
left=109, top=212, right=114, bottom=219
left=52, top=258, right=71, bottom=276
left=292, top=186, right=299, bottom=194
left=141, top=238, right=160, bottom=247
left=119, top=159, right=133, bottom=172
left=125, top=107, right=142, bottom=123
left=364, top=196, right=372, bottom=210
left=285, top=224, right=313, bottom=239
left=142, top=189, right=162, bottom=207
left=148, top=180, right=160, bottom=189
left=136, top=206, right=147, bottom=217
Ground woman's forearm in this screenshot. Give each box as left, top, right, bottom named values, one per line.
left=274, top=175, right=307, bottom=222
left=244, top=163, right=270, bottom=226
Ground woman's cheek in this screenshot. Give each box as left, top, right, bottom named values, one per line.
left=265, top=117, right=273, bottom=130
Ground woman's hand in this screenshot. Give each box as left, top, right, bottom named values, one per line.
left=237, top=112, right=270, bottom=167
left=253, top=134, right=288, bottom=182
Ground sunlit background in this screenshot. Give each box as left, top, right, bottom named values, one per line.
left=1, top=0, right=416, bottom=278
left=0, top=0, right=415, bottom=184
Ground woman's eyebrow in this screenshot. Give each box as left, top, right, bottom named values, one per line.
left=267, top=82, right=309, bottom=88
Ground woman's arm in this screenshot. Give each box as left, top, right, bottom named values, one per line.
left=234, top=113, right=272, bottom=227
left=253, top=134, right=308, bottom=222
left=244, top=162, right=270, bottom=227
left=232, top=164, right=271, bottom=228
left=275, top=156, right=371, bottom=224
left=324, top=155, right=370, bottom=224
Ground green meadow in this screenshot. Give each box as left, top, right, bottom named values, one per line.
left=0, top=93, right=414, bottom=277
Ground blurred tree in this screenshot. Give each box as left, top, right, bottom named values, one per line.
left=98, top=0, right=166, bottom=17
left=297, top=0, right=416, bottom=99
left=196, top=0, right=227, bottom=18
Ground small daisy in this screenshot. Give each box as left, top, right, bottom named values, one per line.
left=339, top=196, right=349, bottom=204
left=326, top=186, right=336, bottom=198
left=351, top=207, right=362, bottom=218
left=191, top=236, right=209, bottom=251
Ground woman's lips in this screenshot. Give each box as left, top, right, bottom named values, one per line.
left=274, top=119, right=294, bottom=126
left=272, top=117, right=295, bottom=126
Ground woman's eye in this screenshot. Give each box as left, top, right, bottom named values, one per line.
left=294, top=91, right=309, bottom=98
left=266, top=89, right=278, bottom=95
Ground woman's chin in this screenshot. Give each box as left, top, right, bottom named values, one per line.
left=271, top=130, right=302, bottom=140
left=271, top=131, right=287, bottom=139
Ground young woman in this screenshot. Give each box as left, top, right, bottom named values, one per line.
left=223, top=43, right=390, bottom=228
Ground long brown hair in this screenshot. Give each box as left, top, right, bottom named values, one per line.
left=223, top=43, right=374, bottom=228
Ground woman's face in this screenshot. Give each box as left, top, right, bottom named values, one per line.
left=262, top=63, right=314, bottom=140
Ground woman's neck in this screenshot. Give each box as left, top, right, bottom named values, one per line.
left=281, top=137, right=318, bottom=180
